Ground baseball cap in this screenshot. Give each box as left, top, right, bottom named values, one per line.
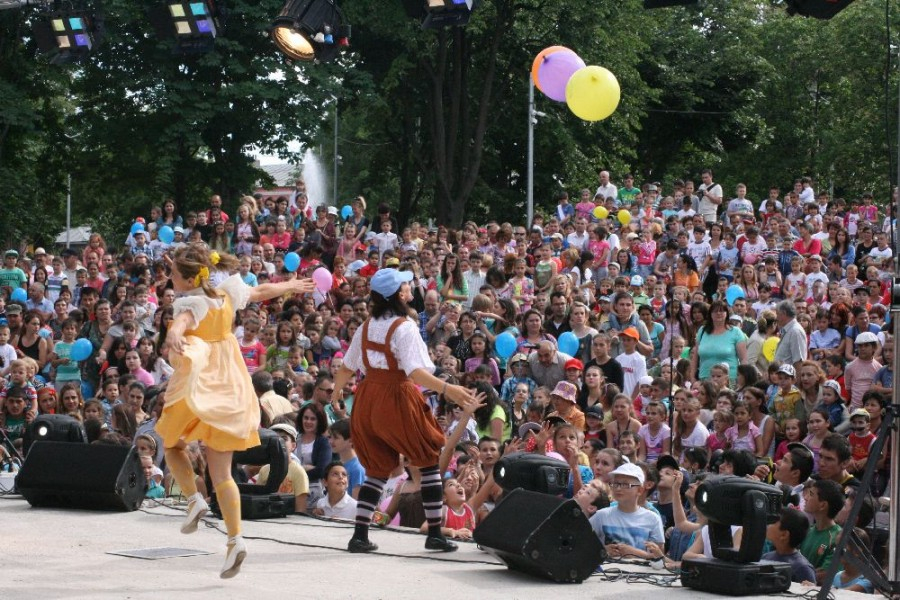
left=647, top=184, right=658, bottom=192
left=564, top=358, right=584, bottom=371
left=510, top=353, right=528, bottom=364
left=585, top=405, right=603, bottom=419
left=173, top=226, right=185, bottom=234
left=656, top=454, right=680, bottom=474
left=550, top=381, right=578, bottom=404
left=384, top=257, right=400, bottom=267
left=518, top=422, right=542, bottom=438
left=550, top=232, right=564, bottom=240
left=5, top=249, right=18, bottom=258
left=6, top=304, right=23, bottom=315
left=630, top=275, right=644, bottom=286
left=33, top=247, right=46, bottom=256
left=370, top=268, right=413, bottom=298
left=855, top=332, right=879, bottom=346
left=808, top=254, right=823, bottom=262
left=822, top=379, right=841, bottom=396
left=347, top=260, right=367, bottom=273
left=621, top=327, right=640, bottom=340
left=599, top=296, right=611, bottom=303
left=638, top=375, right=654, bottom=387
left=776, top=364, right=796, bottom=377
left=625, top=232, right=639, bottom=241
left=850, top=408, right=871, bottom=421
left=269, top=423, right=298, bottom=441
left=327, top=206, right=338, bottom=216
left=610, top=462, right=645, bottom=485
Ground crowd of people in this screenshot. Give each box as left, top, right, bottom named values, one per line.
left=0, top=170, right=896, bottom=590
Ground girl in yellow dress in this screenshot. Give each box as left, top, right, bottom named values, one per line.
left=156, top=243, right=315, bottom=578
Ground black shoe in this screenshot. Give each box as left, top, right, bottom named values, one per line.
left=425, top=535, right=458, bottom=552
left=348, top=537, right=378, bottom=553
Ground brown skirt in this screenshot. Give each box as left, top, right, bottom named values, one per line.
left=350, top=369, right=444, bottom=479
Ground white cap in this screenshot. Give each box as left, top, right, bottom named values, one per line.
left=639, top=375, right=654, bottom=386
left=610, top=462, right=645, bottom=485
left=855, top=331, right=880, bottom=346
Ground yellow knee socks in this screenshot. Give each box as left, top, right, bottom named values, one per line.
left=165, top=448, right=198, bottom=498
left=215, top=479, right=242, bottom=538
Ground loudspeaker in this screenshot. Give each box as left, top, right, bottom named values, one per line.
left=473, top=489, right=605, bottom=583
left=16, top=442, right=146, bottom=512
left=240, top=493, right=295, bottom=519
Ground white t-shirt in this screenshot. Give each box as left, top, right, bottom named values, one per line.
left=596, top=183, right=618, bottom=201
left=615, top=351, right=647, bottom=398
left=698, top=183, right=723, bottom=222
left=590, top=505, right=665, bottom=547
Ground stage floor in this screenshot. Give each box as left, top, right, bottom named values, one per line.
left=1, top=495, right=858, bottom=599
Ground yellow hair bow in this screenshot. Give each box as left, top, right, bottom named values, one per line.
left=209, top=251, right=221, bottom=265
left=194, top=266, right=210, bottom=287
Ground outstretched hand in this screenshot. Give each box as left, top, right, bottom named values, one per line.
left=291, top=278, right=317, bottom=295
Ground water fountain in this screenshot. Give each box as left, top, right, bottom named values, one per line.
left=301, top=148, right=328, bottom=213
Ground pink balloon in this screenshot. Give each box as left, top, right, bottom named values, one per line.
left=537, top=50, right=586, bottom=102
left=313, top=267, right=332, bottom=292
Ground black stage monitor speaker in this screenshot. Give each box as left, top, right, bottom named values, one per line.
left=473, top=488, right=605, bottom=583
left=16, top=442, right=146, bottom=511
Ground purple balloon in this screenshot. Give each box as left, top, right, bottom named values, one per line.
left=537, top=50, right=586, bottom=102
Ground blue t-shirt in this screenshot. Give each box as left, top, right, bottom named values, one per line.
left=832, top=572, right=874, bottom=593
left=874, top=366, right=893, bottom=390
left=343, top=456, right=366, bottom=497
left=761, top=550, right=816, bottom=583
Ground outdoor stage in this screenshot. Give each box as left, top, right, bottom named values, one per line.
left=1, top=495, right=859, bottom=599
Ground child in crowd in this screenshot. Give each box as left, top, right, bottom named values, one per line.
left=762, top=507, right=816, bottom=583
left=0, top=359, right=37, bottom=420
left=238, top=317, right=266, bottom=374
left=846, top=408, right=877, bottom=476
left=420, top=478, right=476, bottom=541
left=328, top=419, right=365, bottom=498
left=707, top=409, right=733, bottom=453
left=819, top=380, right=848, bottom=433
left=617, top=430, right=639, bottom=464
left=770, top=364, right=801, bottom=438
left=774, top=417, right=805, bottom=462
left=637, top=401, right=670, bottom=463
left=313, top=462, right=357, bottom=520
left=725, top=400, right=763, bottom=456
left=0, top=387, right=29, bottom=443
left=589, top=463, right=665, bottom=560
left=800, top=479, right=844, bottom=585
left=632, top=375, right=654, bottom=423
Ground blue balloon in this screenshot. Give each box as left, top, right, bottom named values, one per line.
left=130, top=222, right=145, bottom=235
left=10, top=288, right=27, bottom=303
left=283, top=252, right=301, bottom=273
left=70, top=338, right=94, bottom=362
left=726, top=284, right=745, bottom=307
left=494, top=332, right=517, bottom=359
left=158, top=225, right=175, bottom=244
left=558, top=331, right=579, bottom=356
left=341, top=205, right=353, bottom=219
left=38, top=328, right=51, bottom=339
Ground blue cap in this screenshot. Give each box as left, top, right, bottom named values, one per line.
left=370, top=268, right=413, bottom=298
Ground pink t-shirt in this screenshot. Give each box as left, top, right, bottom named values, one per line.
left=240, top=340, right=266, bottom=374
left=724, top=422, right=761, bottom=453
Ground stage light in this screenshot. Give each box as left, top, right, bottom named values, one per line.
left=421, top=0, right=475, bottom=29
left=147, top=0, right=221, bottom=53
left=784, top=0, right=855, bottom=19
left=492, top=452, right=570, bottom=496
left=681, top=475, right=792, bottom=595
left=271, top=0, right=351, bottom=63
left=33, top=10, right=97, bottom=64
left=23, top=414, right=87, bottom=456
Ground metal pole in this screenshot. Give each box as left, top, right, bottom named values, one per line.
left=890, top=47, right=900, bottom=583
left=333, top=101, right=339, bottom=207
left=527, top=77, right=534, bottom=229
left=66, top=173, right=71, bottom=249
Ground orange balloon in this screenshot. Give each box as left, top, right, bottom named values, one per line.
left=531, top=46, right=569, bottom=92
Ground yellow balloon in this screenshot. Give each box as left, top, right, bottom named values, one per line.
left=565, top=65, right=621, bottom=122
left=592, top=205, right=608, bottom=219
left=762, top=336, right=779, bottom=362
left=617, top=209, right=631, bottom=225
left=531, top=46, right=568, bottom=93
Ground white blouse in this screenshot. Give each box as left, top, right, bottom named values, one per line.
left=343, top=316, right=434, bottom=376
left=171, top=274, right=251, bottom=326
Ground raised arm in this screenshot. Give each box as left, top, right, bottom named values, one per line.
left=248, top=278, right=316, bottom=304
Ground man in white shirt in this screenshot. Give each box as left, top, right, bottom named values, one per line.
left=566, top=217, right=590, bottom=252
left=697, top=169, right=723, bottom=225
left=596, top=170, right=618, bottom=201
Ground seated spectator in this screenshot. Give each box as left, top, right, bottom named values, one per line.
left=590, top=462, right=665, bottom=560
left=313, top=462, right=357, bottom=520
left=762, top=507, right=816, bottom=583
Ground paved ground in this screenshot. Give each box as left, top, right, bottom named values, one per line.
left=1, top=494, right=858, bottom=599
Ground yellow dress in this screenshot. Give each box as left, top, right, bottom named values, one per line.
left=156, top=284, right=261, bottom=452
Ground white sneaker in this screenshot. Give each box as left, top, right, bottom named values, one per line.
left=180, top=495, right=209, bottom=534
left=220, top=536, right=247, bottom=579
